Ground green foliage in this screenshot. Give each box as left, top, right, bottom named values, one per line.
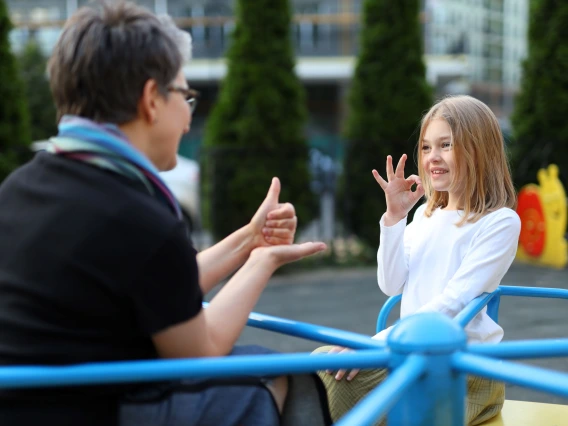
left=18, top=40, right=57, bottom=142
left=203, top=0, right=314, bottom=241
left=0, top=0, right=32, bottom=182
left=341, top=0, right=432, bottom=248
left=510, top=0, right=568, bottom=188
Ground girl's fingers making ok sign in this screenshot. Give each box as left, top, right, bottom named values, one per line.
left=372, top=154, right=405, bottom=189
left=372, top=154, right=425, bottom=224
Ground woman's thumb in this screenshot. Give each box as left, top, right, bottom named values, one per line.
left=264, top=177, right=281, bottom=204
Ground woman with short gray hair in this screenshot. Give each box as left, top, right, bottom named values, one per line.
left=0, top=2, right=329, bottom=425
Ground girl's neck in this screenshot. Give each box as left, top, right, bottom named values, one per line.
left=445, top=194, right=463, bottom=211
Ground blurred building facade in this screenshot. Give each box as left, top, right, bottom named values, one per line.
left=424, top=0, right=528, bottom=122
left=7, top=0, right=528, bottom=159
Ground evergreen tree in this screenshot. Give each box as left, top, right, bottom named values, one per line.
left=342, top=0, right=432, bottom=248
left=18, top=40, right=57, bottom=142
left=0, top=0, right=32, bottom=183
left=203, top=0, right=314, bottom=241
left=510, top=0, right=568, bottom=188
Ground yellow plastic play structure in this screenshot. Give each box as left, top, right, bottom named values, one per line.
left=516, top=164, right=568, bottom=269
left=481, top=399, right=568, bottom=426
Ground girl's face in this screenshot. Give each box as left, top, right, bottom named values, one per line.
left=421, top=118, right=461, bottom=205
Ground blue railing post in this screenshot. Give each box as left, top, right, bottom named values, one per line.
left=387, top=313, right=468, bottom=425
left=486, top=288, right=502, bottom=323
left=376, top=294, right=402, bottom=333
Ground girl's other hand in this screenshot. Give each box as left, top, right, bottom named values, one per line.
left=372, top=154, right=425, bottom=226
left=325, top=346, right=360, bottom=381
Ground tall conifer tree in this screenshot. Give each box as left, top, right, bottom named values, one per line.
left=203, top=0, right=314, bottom=240
left=0, top=0, right=31, bottom=182
left=511, top=0, right=568, bottom=187
left=342, top=0, right=432, bottom=247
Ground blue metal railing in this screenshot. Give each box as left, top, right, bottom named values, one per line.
left=1, top=284, right=568, bottom=425
left=454, top=290, right=500, bottom=327
left=468, top=339, right=568, bottom=359
left=453, top=352, right=568, bottom=398
left=0, top=350, right=391, bottom=390
left=376, top=293, right=402, bottom=334
left=205, top=301, right=386, bottom=350
left=246, top=309, right=386, bottom=350
left=376, top=285, right=568, bottom=333
left=335, top=355, right=427, bottom=426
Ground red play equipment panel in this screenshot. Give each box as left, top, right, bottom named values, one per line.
left=517, top=186, right=545, bottom=257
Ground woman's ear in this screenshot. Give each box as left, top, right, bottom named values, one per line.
left=139, top=79, right=161, bottom=124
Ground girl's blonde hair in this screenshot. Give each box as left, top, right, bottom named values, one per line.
left=418, top=95, right=516, bottom=225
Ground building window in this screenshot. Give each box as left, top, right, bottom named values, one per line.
left=7, top=0, right=67, bottom=22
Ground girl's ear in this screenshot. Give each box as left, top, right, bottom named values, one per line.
left=139, top=79, right=161, bottom=124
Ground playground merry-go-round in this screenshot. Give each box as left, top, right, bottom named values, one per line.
left=1, top=283, right=568, bottom=425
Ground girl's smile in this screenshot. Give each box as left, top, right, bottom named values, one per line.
left=430, top=167, right=449, bottom=176
left=421, top=118, right=463, bottom=210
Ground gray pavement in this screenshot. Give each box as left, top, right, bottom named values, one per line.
left=216, top=263, right=568, bottom=405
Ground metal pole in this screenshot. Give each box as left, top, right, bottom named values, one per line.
left=0, top=351, right=391, bottom=389
left=387, top=313, right=468, bottom=425
left=453, top=352, right=568, bottom=398
left=468, top=339, right=568, bottom=359
left=335, top=355, right=427, bottom=426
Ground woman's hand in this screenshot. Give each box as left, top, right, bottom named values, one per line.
left=372, top=154, right=424, bottom=226
left=325, top=346, right=360, bottom=381
left=250, top=242, right=327, bottom=270
left=249, top=178, right=297, bottom=249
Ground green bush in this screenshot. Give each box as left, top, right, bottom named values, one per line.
left=0, top=0, right=32, bottom=182
left=18, top=40, right=57, bottom=142
left=510, top=0, right=568, bottom=188
left=203, top=0, right=314, bottom=241
left=341, top=0, right=432, bottom=248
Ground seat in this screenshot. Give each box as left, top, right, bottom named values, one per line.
left=481, top=399, right=568, bottom=425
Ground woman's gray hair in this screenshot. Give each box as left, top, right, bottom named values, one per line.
left=48, top=1, right=190, bottom=124
left=158, top=14, right=193, bottom=63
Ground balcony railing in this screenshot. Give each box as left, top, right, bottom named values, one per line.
left=10, top=13, right=362, bottom=58
left=7, top=1, right=431, bottom=58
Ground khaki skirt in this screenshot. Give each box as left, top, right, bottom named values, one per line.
left=313, top=346, right=504, bottom=426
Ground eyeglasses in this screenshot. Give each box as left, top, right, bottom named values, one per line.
left=167, top=86, right=199, bottom=113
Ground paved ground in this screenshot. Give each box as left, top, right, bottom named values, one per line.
left=208, top=262, right=568, bottom=405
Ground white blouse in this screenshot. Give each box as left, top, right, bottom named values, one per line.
left=375, top=204, right=521, bottom=344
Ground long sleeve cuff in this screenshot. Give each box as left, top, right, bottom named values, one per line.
left=379, top=214, right=407, bottom=231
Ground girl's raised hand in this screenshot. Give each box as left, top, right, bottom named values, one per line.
left=372, top=154, right=425, bottom=225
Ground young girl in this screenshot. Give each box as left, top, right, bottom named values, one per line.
left=314, top=95, right=521, bottom=425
